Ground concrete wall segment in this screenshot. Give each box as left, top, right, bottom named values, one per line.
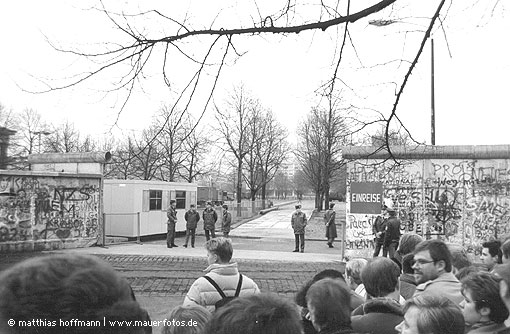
left=0, top=172, right=101, bottom=253
left=342, top=145, right=510, bottom=160
left=345, top=146, right=510, bottom=259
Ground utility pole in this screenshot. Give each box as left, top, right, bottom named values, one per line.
left=431, top=38, right=436, bottom=145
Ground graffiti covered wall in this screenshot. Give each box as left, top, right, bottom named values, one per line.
left=344, top=146, right=510, bottom=258
left=0, top=171, right=101, bottom=252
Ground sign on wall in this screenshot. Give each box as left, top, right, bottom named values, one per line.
left=350, top=182, right=383, bottom=214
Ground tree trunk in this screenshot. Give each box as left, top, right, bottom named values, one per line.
left=236, top=159, right=242, bottom=217
left=261, top=182, right=267, bottom=209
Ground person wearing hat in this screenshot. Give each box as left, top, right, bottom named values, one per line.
left=221, top=204, right=232, bottom=238
left=373, top=205, right=388, bottom=257
left=167, top=199, right=179, bottom=248
left=384, top=207, right=401, bottom=259
left=203, top=201, right=218, bottom=241
left=291, top=204, right=307, bottom=253
left=184, top=204, right=201, bottom=248
left=324, top=202, right=337, bottom=248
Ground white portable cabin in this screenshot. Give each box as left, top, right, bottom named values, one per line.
left=103, top=179, right=198, bottom=237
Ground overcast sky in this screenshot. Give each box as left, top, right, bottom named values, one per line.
left=0, top=0, right=508, bottom=146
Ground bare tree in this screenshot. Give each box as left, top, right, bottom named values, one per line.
left=106, top=136, right=138, bottom=179
left=242, top=101, right=265, bottom=204
left=152, top=105, right=188, bottom=182
left=370, top=125, right=411, bottom=147
left=8, top=108, right=47, bottom=168
left=179, top=125, right=212, bottom=183
left=46, top=121, right=81, bottom=153
left=255, top=110, right=289, bottom=208
left=296, top=107, right=326, bottom=209
left=215, top=84, right=254, bottom=216
left=130, top=127, right=165, bottom=180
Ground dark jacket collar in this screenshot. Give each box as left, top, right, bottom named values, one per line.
left=362, top=297, right=404, bottom=316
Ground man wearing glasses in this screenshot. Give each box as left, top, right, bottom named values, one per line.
left=412, top=239, right=464, bottom=306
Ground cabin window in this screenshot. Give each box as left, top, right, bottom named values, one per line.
left=176, top=191, right=186, bottom=209
left=149, top=190, right=163, bottom=211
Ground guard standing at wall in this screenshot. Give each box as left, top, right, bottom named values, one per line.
left=184, top=204, right=200, bottom=248
left=324, top=202, right=337, bottom=248
left=221, top=204, right=232, bottom=238
left=384, top=208, right=401, bottom=259
left=291, top=204, right=307, bottom=253
left=167, top=199, right=179, bottom=248
left=202, top=201, right=218, bottom=241
left=373, top=205, right=388, bottom=257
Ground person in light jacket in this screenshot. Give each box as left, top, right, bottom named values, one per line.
left=183, top=237, right=259, bottom=313
left=291, top=204, right=307, bottom=253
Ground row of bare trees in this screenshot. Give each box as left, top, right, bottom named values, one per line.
left=0, top=85, right=293, bottom=208
left=295, top=96, right=350, bottom=211
left=215, top=85, right=290, bottom=214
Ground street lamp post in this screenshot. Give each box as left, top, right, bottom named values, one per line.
left=369, top=19, right=436, bottom=145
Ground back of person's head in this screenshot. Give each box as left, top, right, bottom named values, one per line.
left=482, top=240, right=503, bottom=263
left=306, top=278, right=351, bottom=330
left=295, top=269, right=344, bottom=307
left=402, top=253, right=415, bottom=274
left=204, top=293, right=302, bottom=334
left=401, top=295, right=464, bottom=334
left=361, top=257, right=400, bottom=298
left=312, top=269, right=344, bottom=282
left=414, top=239, right=453, bottom=272
left=163, top=305, right=211, bottom=334
left=448, top=244, right=471, bottom=272
left=0, top=254, right=148, bottom=334
left=501, top=239, right=510, bottom=263
left=455, top=265, right=479, bottom=281
left=205, top=237, right=233, bottom=263
left=398, top=234, right=423, bottom=256
left=461, top=271, right=509, bottom=323
left=345, top=258, right=368, bottom=285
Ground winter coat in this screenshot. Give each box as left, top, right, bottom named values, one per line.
left=222, top=210, right=232, bottom=233
left=466, top=322, right=510, bottom=334
left=351, top=297, right=404, bottom=334
left=184, top=209, right=200, bottom=229
left=292, top=211, right=307, bottom=234
left=167, top=206, right=177, bottom=231
left=413, top=272, right=464, bottom=306
left=183, top=262, right=260, bottom=312
left=384, top=216, right=401, bottom=246
left=399, top=273, right=417, bottom=300
left=202, top=208, right=218, bottom=231
left=324, top=209, right=337, bottom=239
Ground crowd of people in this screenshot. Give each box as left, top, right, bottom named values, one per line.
left=3, top=233, right=510, bottom=333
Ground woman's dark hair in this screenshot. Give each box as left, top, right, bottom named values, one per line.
left=204, top=293, right=302, bottom=334
left=461, top=271, right=509, bottom=323
left=306, top=278, right=351, bottom=330
left=361, top=257, right=400, bottom=298
left=295, top=269, right=344, bottom=307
